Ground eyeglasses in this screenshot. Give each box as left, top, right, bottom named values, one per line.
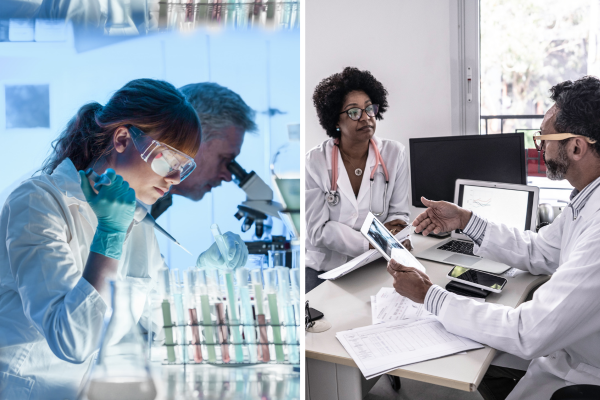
left=339, top=104, right=379, bottom=121
left=532, top=132, right=597, bottom=152
left=128, top=125, right=197, bottom=182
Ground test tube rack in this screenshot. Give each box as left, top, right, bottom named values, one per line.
left=161, top=320, right=300, bottom=366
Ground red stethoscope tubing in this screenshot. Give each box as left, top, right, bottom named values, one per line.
left=330, top=138, right=389, bottom=192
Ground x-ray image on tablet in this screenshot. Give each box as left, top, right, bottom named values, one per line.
left=360, top=213, right=426, bottom=273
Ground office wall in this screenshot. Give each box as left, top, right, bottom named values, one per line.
left=0, top=29, right=299, bottom=269
left=305, top=0, right=454, bottom=214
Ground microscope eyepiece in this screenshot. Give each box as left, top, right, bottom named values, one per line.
left=227, top=161, right=249, bottom=181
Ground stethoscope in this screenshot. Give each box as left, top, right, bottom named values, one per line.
left=326, top=138, right=389, bottom=216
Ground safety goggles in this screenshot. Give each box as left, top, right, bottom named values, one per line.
left=532, top=132, right=597, bottom=152
left=339, top=104, right=379, bottom=121
left=128, top=125, right=196, bottom=182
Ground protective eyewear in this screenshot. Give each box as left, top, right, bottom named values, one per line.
left=532, top=132, right=597, bottom=152
left=128, top=125, right=196, bottom=182
left=339, top=104, right=379, bottom=121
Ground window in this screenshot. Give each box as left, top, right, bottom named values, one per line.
left=478, top=0, right=590, bottom=203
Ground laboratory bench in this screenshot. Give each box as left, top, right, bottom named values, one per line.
left=305, top=233, right=549, bottom=400
left=152, top=363, right=300, bottom=400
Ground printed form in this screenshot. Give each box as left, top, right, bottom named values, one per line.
left=337, top=319, right=483, bottom=379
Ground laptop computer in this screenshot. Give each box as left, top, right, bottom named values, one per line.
left=413, top=179, right=539, bottom=274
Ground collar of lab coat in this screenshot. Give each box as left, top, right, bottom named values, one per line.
left=334, top=136, right=382, bottom=210
left=51, top=158, right=88, bottom=204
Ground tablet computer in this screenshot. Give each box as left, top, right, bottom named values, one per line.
left=360, top=212, right=426, bottom=272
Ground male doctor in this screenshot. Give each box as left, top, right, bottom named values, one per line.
left=389, top=76, right=600, bottom=400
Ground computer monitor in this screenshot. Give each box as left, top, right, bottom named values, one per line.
left=409, top=133, right=527, bottom=208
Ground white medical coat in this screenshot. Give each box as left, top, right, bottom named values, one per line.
left=437, top=184, right=600, bottom=400
left=0, top=159, right=164, bottom=400
left=305, top=136, right=410, bottom=272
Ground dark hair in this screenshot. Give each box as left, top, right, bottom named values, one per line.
left=43, top=79, right=201, bottom=174
left=312, top=67, right=388, bottom=139
left=550, top=76, right=600, bottom=156
left=179, top=82, right=257, bottom=142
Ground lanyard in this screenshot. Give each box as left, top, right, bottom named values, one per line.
left=330, top=138, right=389, bottom=192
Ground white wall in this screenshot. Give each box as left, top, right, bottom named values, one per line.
left=0, top=28, right=299, bottom=270
left=305, top=0, right=454, bottom=214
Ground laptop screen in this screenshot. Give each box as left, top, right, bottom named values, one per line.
left=457, top=184, right=535, bottom=231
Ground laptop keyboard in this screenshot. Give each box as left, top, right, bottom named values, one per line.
left=437, top=240, right=476, bottom=256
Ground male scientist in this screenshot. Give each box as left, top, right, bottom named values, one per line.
left=388, top=76, right=600, bottom=400
left=152, top=82, right=257, bottom=266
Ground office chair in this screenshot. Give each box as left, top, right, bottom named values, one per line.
left=550, top=384, right=600, bottom=399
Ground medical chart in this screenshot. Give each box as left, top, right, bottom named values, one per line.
left=336, top=319, right=484, bottom=379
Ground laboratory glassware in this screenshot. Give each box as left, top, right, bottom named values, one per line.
left=237, top=267, right=258, bottom=363
left=276, top=267, right=299, bottom=364
left=197, top=269, right=217, bottom=363
left=264, top=269, right=285, bottom=362
left=268, top=250, right=286, bottom=270
left=172, top=269, right=189, bottom=363
left=186, top=269, right=203, bottom=362
left=159, top=267, right=177, bottom=363
left=223, top=269, right=244, bottom=362
left=85, top=281, right=157, bottom=400
left=271, top=123, right=300, bottom=237
left=251, top=269, right=270, bottom=362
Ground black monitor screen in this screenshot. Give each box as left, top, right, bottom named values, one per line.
left=409, top=133, right=526, bottom=208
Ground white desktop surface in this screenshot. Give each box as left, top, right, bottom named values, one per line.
left=305, top=233, right=549, bottom=392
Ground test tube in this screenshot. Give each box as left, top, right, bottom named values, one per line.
left=276, top=267, right=299, bottom=364
left=197, top=269, right=217, bottom=363
left=237, top=267, right=258, bottom=363
left=172, top=269, right=189, bottom=363
left=251, top=269, right=270, bottom=362
left=207, top=268, right=230, bottom=363
left=264, top=269, right=285, bottom=362
left=159, top=267, right=176, bottom=363
left=290, top=268, right=301, bottom=328
left=224, top=270, right=244, bottom=363
left=186, top=269, right=203, bottom=363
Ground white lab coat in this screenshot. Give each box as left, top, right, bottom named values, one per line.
left=0, top=159, right=164, bottom=400
left=437, top=185, right=600, bottom=400
left=305, top=136, right=410, bottom=272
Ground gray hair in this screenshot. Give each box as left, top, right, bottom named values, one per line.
left=179, top=82, right=257, bottom=143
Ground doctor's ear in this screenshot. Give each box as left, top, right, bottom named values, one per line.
left=113, top=126, right=131, bottom=154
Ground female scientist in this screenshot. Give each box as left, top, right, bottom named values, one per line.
left=305, top=67, right=411, bottom=292
left=0, top=79, right=246, bottom=399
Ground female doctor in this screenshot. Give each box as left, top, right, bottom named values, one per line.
left=305, top=67, right=411, bottom=293
left=0, top=79, right=246, bottom=399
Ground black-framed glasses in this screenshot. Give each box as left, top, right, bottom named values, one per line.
left=339, top=104, right=379, bottom=121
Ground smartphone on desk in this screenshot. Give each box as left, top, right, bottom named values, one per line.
left=447, top=266, right=507, bottom=293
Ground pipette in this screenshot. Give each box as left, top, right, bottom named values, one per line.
left=84, top=169, right=191, bottom=255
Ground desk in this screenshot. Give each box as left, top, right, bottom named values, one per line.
left=305, top=234, right=549, bottom=400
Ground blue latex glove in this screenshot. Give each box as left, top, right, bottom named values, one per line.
left=196, top=232, right=249, bottom=270
left=79, top=169, right=136, bottom=259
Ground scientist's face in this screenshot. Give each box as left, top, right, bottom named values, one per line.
left=337, top=90, right=377, bottom=143
left=541, top=106, right=571, bottom=181
left=170, top=125, right=245, bottom=201
left=109, top=127, right=183, bottom=204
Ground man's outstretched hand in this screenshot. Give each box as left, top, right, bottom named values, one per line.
left=413, top=197, right=472, bottom=236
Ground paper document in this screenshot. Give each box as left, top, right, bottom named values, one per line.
left=318, top=226, right=412, bottom=280
left=372, top=288, right=431, bottom=324
left=336, top=319, right=484, bottom=379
